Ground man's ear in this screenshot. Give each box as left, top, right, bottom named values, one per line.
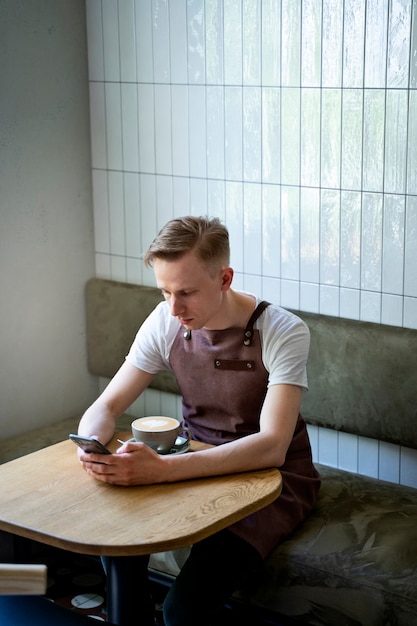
left=220, top=267, right=234, bottom=291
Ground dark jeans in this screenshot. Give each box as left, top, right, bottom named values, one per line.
left=102, top=529, right=262, bottom=626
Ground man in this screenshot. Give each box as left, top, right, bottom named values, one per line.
left=78, top=216, right=320, bottom=625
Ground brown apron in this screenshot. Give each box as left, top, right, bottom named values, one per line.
left=169, top=302, right=321, bottom=558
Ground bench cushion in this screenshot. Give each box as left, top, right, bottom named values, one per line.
left=85, top=278, right=179, bottom=394
left=150, top=464, right=417, bottom=624
left=297, top=312, right=417, bottom=450
left=235, top=464, right=417, bottom=625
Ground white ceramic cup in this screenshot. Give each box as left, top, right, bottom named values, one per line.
left=131, top=416, right=191, bottom=454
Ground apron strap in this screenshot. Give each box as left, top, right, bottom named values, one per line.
left=243, top=301, right=271, bottom=345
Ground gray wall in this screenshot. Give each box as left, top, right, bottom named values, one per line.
left=0, top=0, right=97, bottom=439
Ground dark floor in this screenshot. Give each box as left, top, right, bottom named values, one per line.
left=0, top=531, right=296, bottom=625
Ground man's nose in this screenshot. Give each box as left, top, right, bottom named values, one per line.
left=169, top=296, right=184, bottom=317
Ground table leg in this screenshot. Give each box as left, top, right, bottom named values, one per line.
left=103, top=555, right=155, bottom=626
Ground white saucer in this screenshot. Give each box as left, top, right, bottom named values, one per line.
left=161, top=436, right=191, bottom=455
left=127, top=436, right=190, bottom=455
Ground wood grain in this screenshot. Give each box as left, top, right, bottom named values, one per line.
left=0, top=434, right=282, bottom=556
left=0, top=564, right=47, bottom=595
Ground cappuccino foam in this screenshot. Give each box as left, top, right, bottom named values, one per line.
left=133, top=417, right=179, bottom=432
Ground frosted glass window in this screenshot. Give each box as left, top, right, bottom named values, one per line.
left=340, top=191, right=361, bottom=289
left=121, top=84, right=139, bottom=172
left=226, top=181, right=244, bottom=273
left=301, top=0, right=322, bottom=87
left=262, top=184, right=281, bottom=278
left=300, top=282, right=320, bottom=313
left=135, top=0, right=153, bottom=83
left=281, top=279, right=300, bottom=310
left=243, top=87, right=261, bottom=182
left=280, top=186, right=300, bottom=281
left=321, top=0, right=343, bottom=87
left=89, top=82, right=107, bottom=170
left=407, top=90, right=417, bottom=194
left=360, top=290, right=382, bottom=323
left=119, top=0, right=137, bottom=83
left=190, top=178, right=208, bottom=217
left=124, top=173, right=140, bottom=259
left=342, top=0, right=365, bottom=88
left=381, top=293, right=404, bottom=326
left=387, top=0, right=412, bottom=88
left=362, top=90, right=385, bottom=192
left=88, top=0, right=417, bottom=341
left=154, top=85, right=172, bottom=175
left=404, top=195, right=417, bottom=297
left=108, top=171, right=124, bottom=255
left=224, top=0, right=242, bottom=85
left=281, top=88, right=300, bottom=186
left=361, top=193, right=383, bottom=292
left=86, top=0, right=104, bottom=81
left=207, top=180, right=226, bottom=222
left=188, top=86, right=207, bottom=178
left=206, top=86, right=225, bottom=180
left=411, top=2, right=417, bottom=88
left=169, top=1, right=188, bottom=84
left=320, top=190, right=340, bottom=285
left=155, top=175, right=173, bottom=228
left=152, top=0, right=170, bottom=83
left=105, top=83, right=123, bottom=171
left=384, top=90, right=408, bottom=194
left=92, top=170, right=109, bottom=254
left=102, top=0, right=120, bottom=81
left=243, top=183, right=262, bottom=275
left=321, top=89, right=342, bottom=188
left=171, top=86, right=190, bottom=178
left=382, top=194, right=405, bottom=295
left=187, top=0, right=205, bottom=84
left=341, top=89, right=363, bottom=191
left=138, top=84, right=155, bottom=173
left=172, top=177, right=190, bottom=218
left=261, top=0, right=281, bottom=85
left=320, top=284, right=339, bottom=316
left=364, top=0, right=388, bottom=88
left=139, top=174, right=157, bottom=255
left=340, top=287, right=360, bottom=320
left=281, top=0, right=301, bottom=87
left=242, top=0, right=261, bottom=86
left=301, top=88, right=321, bottom=187
left=205, top=0, right=224, bottom=85
left=300, top=187, right=320, bottom=284
left=225, top=87, right=243, bottom=181
left=262, top=88, right=280, bottom=184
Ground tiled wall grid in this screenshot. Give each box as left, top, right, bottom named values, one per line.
left=87, top=0, right=417, bottom=488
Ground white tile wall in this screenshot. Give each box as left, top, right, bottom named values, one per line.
left=87, top=0, right=417, bottom=488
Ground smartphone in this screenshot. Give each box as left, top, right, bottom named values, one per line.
left=69, top=434, right=112, bottom=455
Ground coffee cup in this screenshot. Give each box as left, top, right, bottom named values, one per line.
left=131, top=416, right=191, bottom=454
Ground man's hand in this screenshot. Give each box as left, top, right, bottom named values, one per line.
left=79, top=441, right=166, bottom=486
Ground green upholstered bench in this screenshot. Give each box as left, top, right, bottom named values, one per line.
left=3, top=278, right=417, bottom=625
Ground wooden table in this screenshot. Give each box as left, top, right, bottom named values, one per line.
left=0, top=433, right=282, bottom=623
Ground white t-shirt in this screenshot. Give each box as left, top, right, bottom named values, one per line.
left=126, top=295, right=310, bottom=390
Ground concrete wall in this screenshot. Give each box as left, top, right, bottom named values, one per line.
left=0, top=0, right=97, bottom=439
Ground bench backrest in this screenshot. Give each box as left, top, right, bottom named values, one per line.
left=86, top=278, right=417, bottom=450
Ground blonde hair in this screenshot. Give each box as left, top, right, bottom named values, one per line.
left=144, top=216, right=230, bottom=272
